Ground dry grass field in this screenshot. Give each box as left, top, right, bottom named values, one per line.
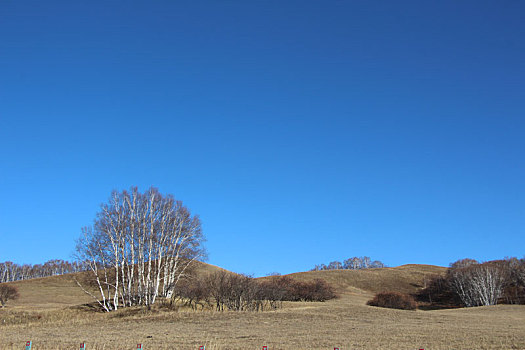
left=1, top=264, right=525, bottom=350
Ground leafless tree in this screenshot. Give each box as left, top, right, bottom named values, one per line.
left=449, top=258, right=479, bottom=269
left=316, top=256, right=385, bottom=271
left=517, top=263, right=525, bottom=291
left=343, top=257, right=361, bottom=270
left=0, top=284, right=19, bottom=307
left=370, top=260, right=385, bottom=268
left=197, top=272, right=336, bottom=312
left=419, top=257, right=525, bottom=308
left=315, top=264, right=328, bottom=271
left=173, top=277, right=209, bottom=310
left=75, top=187, right=206, bottom=312
left=0, top=260, right=87, bottom=283
left=258, top=277, right=288, bottom=309
left=449, top=260, right=507, bottom=307
left=327, top=261, right=342, bottom=270
left=359, top=256, right=371, bottom=269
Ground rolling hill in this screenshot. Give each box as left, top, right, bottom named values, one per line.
left=1, top=263, right=524, bottom=349
left=287, top=264, right=446, bottom=294
left=6, top=263, right=445, bottom=310
left=5, top=260, right=228, bottom=310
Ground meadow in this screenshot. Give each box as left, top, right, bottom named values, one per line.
left=1, top=265, right=524, bottom=350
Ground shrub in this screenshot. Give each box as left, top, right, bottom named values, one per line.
left=177, top=272, right=338, bottom=312
left=0, top=284, right=19, bottom=307
left=263, top=276, right=337, bottom=302
left=416, top=257, right=525, bottom=309
left=367, top=291, right=417, bottom=310
left=173, top=278, right=209, bottom=310
left=294, top=278, right=336, bottom=302
left=416, top=274, right=462, bottom=308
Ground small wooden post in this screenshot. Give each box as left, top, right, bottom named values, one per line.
left=80, top=343, right=85, bottom=349
left=25, top=341, right=32, bottom=350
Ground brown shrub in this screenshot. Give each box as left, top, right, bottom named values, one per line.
left=367, top=291, right=417, bottom=310
left=263, top=276, right=337, bottom=302
left=0, top=283, right=19, bottom=307
left=414, top=258, right=525, bottom=309
left=294, top=278, right=336, bottom=302
left=186, top=273, right=337, bottom=312
left=416, top=274, right=462, bottom=308
left=173, top=277, right=209, bottom=310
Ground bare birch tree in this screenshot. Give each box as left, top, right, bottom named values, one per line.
left=0, top=261, right=86, bottom=283
left=75, top=187, right=205, bottom=311
left=449, top=260, right=507, bottom=307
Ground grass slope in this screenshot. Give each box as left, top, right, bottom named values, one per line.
left=7, top=273, right=93, bottom=310
left=5, top=261, right=227, bottom=310
left=2, top=264, right=525, bottom=349
left=286, top=264, right=446, bottom=295
left=6, top=264, right=445, bottom=310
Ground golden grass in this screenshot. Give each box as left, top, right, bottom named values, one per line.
left=286, top=264, right=447, bottom=294
left=1, top=264, right=524, bottom=350
left=6, top=261, right=227, bottom=311
left=7, top=274, right=93, bottom=310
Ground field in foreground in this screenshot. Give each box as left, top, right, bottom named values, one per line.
left=1, top=264, right=525, bottom=350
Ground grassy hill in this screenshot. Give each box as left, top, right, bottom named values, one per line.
left=6, top=263, right=445, bottom=310
left=7, top=273, right=93, bottom=310
left=2, top=263, right=525, bottom=349
left=6, top=260, right=228, bottom=310
left=286, top=264, right=447, bottom=295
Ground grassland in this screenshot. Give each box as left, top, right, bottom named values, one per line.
left=1, top=264, right=525, bottom=350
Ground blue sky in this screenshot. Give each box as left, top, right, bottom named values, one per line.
left=1, top=1, right=524, bottom=276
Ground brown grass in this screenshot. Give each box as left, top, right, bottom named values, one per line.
left=6, top=273, right=94, bottom=310
left=1, top=264, right=524, bottom=350
left=6, top=261, right=227, bottom=310
left=285, top=264, right=447, bottom=295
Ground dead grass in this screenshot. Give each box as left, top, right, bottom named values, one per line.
left=1, top=264, right=524, bottom=350
left=6, top=273, right=94, bottom=310
left=285, top=264, right=447, bottom=295
left=6, top=261, right=227, bottom=311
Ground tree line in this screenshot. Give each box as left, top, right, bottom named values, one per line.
left=0, top=260, right=87, bottom=283
left=172, top=271, right=336, bottom=312
left=311, top=256, right=386, bottom=271
left=418, top=257, right=525, bottom=308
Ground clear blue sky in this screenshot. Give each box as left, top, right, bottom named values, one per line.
left=1, top=1, right=524, bottom=276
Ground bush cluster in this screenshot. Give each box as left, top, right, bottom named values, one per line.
left=172, top=272, right=336, bottom=311
left=417, top=257, right=525, bottom=308
left=261, top=276, right=336, bottom=302
left=0, top=284, right=19, bottom=307
left=367, top=291, right=417, bottom=310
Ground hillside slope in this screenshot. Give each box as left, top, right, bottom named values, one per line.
left=5, top=263, right=445, bottom=310
left=3, top=264, right=524, bottom=350
left=5, top=261, right=227, bottom=310
left=284, top=264, right=446, bottom=295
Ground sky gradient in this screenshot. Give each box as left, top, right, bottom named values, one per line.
left=1, top=0, right=524, bottom=276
